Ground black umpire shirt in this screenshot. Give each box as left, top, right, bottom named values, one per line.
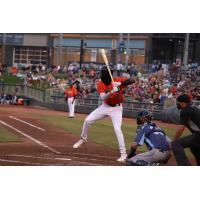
left=180, top=104, right=200, bottom=134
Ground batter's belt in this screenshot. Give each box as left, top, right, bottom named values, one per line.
left=107, top=103, right=122, bottom=107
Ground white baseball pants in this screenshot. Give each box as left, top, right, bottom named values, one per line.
left=68, top=97, right=75, bottom=117
left=81, top=103, right=127, bottom=155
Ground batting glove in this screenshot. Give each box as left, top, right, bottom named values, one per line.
left=112, top=82, right=121, bottom=87
left=111, top=86, right=119, bottom=93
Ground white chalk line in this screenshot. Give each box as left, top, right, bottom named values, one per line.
left=7, top=154, right=71, bottom=161
left=9, top=116, right=46, bottom=132
left=0, top=158, right=47, bottom=166
left=7, top=154, right=111, bottom=164
left=65, top=152, right=117, bottom=159
left=69, top=155, right=118, bottom=163
left=5, top=154, right=110, bottom=165
left=42, top=152, right=118, bottom=163
left=0, top=120, right=60, bottom=154
left=0, top=156, right=99, bottom=166
left=54, top=153, right=118, bottom=163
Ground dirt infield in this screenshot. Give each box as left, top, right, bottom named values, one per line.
left=0, top=105, right=125, bottom=166
left=0, top=105, right=195, bottom=166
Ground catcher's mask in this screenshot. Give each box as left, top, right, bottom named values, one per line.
left=100, top=66, right=113, bottom=85
left=136, top=110, right=152, bottom=125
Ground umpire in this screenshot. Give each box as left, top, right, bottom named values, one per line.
left=171, top=94, right=200, bottom=165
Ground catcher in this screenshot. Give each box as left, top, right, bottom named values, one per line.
left=126, top=110, right=171, bottom=166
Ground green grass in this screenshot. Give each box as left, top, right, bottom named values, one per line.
left=2, top=72, right=23, bottom=84
left=0, top=127, right=21, bottom=142
left=38, top=114, right=190, bottom=152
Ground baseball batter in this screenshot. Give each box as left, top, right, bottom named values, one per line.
left=64, top=83, right=77, bottom=118
left=73, top=66, right=135, bottom=162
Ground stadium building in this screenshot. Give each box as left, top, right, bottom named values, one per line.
left=50, top=33, right=149, bottom=66
left=0, top=33, right=50, bottom=67
left=150, top=33, right=200, bottom=64
left=0, top=33, right=200, bottom=67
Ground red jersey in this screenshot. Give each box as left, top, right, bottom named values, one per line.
left=97, top=77, right=127, bottom=105
left=171, top=86, right=177, bottom=95
left=65, top=86, right=77, bottom=97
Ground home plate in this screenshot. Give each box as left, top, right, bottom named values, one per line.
left=54, top=158, right=71, bottom=161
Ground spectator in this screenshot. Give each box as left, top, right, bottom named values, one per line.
left=5, top=94, right=13, bottom=104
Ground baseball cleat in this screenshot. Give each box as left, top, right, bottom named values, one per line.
left=73, top=138, right=86, bottom=148
left=117, top=153, right=127, bottom=163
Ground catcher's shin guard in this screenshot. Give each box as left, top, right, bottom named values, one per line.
left=127, top=147, right=136, bottom=159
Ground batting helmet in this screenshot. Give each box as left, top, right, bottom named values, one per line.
left=100, top=66, right=113, bottom=85
left=136, top=110, right=152, bottom=125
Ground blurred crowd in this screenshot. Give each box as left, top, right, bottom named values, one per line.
left=0, top=92, right=18, bottom=105
left=1, top=61, right=200, bottom=106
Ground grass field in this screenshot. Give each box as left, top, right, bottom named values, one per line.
left=0, top=127, right=21, bottom=142
left=2, top=72, right=23, bottom=85
left=37, top=114, right=190, bottom=152
left=0, top=106, right=190, bottom=153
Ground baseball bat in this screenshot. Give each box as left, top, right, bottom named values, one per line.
left=100, top=49, right=114, bottom=83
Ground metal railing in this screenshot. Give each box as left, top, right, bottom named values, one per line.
left=0, top=83, right=46, bottom=102
left=49, top=95, right=164, bottom=112
left=1, top=83, right=200, bottom=113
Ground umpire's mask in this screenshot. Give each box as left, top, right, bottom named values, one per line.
left=176, top=94, right=191, bottom=110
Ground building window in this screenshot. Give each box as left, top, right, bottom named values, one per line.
left=13, top=47, right=48, bottom=66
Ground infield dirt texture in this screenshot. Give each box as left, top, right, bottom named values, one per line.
left=0, top=105, right=195, bottom=166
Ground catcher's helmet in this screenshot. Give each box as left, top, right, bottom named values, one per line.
left=100, top=66, right=113, bottom=85
left=136, top=110, right=152, bottom=125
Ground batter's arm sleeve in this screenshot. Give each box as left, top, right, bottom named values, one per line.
left=100, top=88, right=119, bottom=100
left=120, top=78, right=135, bottom=87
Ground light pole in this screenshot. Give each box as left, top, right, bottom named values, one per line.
left=58, top=33, right=63, bottom=66
left=2, top=33, right=6, bottom=64
left=183, top=33, right=190, bottom=67
left=80, top=39, right=84, bottom=68
left=118, top=33, right=123, bottom=63
left=125, top=33, right=130, bottom=67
